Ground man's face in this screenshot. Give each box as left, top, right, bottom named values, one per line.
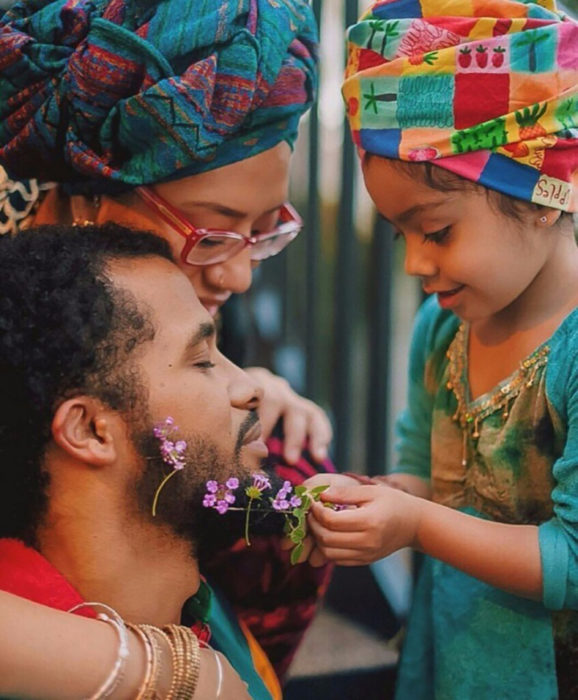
left=108, top=257, right=267, bottom=545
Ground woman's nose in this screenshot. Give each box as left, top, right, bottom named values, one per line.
left=204, top=247, right=254, bottom=294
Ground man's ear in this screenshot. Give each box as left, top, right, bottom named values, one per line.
left=51, top=398, right=117, bottom=467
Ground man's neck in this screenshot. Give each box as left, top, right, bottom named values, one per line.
left=37, top=492, right=200, bottom=626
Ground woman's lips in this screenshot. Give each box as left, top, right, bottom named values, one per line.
left=200, top=296, right=231, bottom=317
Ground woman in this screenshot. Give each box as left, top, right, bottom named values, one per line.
left=0, top=0, right=333, bottom=696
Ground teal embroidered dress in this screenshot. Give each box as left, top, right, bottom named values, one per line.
left=394, top=296, right=578, bottom=700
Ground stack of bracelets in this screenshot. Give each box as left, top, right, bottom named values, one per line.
left=68, top=602, right=223, bottom=699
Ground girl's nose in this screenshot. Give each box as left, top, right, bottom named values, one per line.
left=204, top=247, right=254, bottom=294
left=404, top=240, right=438, bottom=279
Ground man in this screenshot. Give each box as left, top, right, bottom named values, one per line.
left=0, top=222, right=281, bottom=699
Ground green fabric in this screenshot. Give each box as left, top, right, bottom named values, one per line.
left=394, top=295, right=578, bottom=699
left=182, top=581, right=274, bottom=700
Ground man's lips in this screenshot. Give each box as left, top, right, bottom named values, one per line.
left=242, top=421, right=263, bottom=446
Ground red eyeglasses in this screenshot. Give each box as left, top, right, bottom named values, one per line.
left=136, top=186, right=303, bottom=266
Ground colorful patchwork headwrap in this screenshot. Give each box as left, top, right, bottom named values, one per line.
left=344, top=0, right=578, bottom=212
left=0, top=0, right=317, bottom=192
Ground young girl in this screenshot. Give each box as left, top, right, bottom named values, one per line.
left=307, top=1, right=578, bottom=697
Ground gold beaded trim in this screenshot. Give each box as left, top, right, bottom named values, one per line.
left=446, top=324, right=549, bottom=459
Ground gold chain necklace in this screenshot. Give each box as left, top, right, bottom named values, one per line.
left=446, top=324, right=550, bottom=467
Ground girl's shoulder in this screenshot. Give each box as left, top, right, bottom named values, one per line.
left=545, top=306, right=578, bottom=412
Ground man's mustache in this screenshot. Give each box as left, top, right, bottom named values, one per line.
left=235, top=409, right=260, bottom=452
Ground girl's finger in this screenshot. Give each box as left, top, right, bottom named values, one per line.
left=319, top=484, right=382, bottom=506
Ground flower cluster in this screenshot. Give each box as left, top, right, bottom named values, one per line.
left=152, top=417, right=188, bottom=516
left=272, top=480, right=302, bottom=511
left=203, top=473, right=331, bottom=563
left=202, top=478, right=240, bottom=514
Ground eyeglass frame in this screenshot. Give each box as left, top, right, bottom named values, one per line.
left=136, top=186, right=303, bottom=266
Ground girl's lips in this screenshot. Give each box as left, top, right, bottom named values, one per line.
left=435, top=285, right=465, bottom=308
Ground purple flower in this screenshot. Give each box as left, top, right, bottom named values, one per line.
left=251, top=473, right=271, bottom=492
left=289, top=495, right=302, bottom=508
left=203, top=478, right=239, bottom=514
left=216, top=501, right=230, bottom=515
left=206, top=480, right=219, bottom=494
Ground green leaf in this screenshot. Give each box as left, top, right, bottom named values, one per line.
left=290, top=542, right=304, bottom=566
left=290, top=527, right=306, bottom=544
left=310, top=485, right=330, bottom=496
left=294, top=485, right=307, bottom=496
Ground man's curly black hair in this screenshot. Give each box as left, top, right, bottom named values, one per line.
left=0, top=222, right=174, bottom=543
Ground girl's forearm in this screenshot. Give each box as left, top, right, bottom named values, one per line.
left=414, top=499, right=543, bottom=600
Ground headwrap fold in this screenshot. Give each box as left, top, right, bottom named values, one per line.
left=344, top=0, right=578, bottom=212
left=0, top=0, right=318, bottom=192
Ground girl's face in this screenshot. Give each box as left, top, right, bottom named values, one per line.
left=110, top=142, right=292, bottom=317
left=362, top=156, right=559, bottom=324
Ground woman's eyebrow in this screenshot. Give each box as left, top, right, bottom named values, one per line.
left=178, top=201, right=284, bottom=218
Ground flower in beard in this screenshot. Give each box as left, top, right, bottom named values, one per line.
left=151, top=417, right=188, bottom=516
left=202, top=477, right=239, bottom=514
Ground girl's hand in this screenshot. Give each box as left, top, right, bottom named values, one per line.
left=281, top=473, right=363, bottom=567
left=307, top=484, right=423, bottom=566
left=244, top=367, right=333, bottom=463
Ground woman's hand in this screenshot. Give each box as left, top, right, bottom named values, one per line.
left=306, top=483, right=423, bottom=566
left=244, top=367, right=332, bottom=464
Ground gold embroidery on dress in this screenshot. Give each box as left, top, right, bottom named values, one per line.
left=446, top=324, right=550, bottom=467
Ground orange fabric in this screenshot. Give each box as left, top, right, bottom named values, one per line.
left=238, top=619, right=283, bottom=700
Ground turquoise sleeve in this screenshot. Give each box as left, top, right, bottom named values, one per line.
left=539, top=323, right=578, bottom=611
left=393, top=296, right=452, bottom=480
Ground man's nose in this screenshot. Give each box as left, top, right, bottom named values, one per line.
left=225, top=356, right=263, bottom=410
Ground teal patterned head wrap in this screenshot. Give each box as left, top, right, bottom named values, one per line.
left=0, top=0, right=318, bottom=192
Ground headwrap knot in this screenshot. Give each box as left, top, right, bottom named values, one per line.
left=0, top=0, right=318, bottom=192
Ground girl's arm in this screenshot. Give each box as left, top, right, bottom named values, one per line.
left=308, top=484, right=542, bottom=600
left=0, top=591, right=249, bottom=699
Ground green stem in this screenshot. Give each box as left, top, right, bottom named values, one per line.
left=152, top=470, right=179, bottom=517
left=244, top=498, right=253, bottom=546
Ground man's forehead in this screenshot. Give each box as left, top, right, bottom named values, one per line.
left=107, top=256, right=208, bottom=329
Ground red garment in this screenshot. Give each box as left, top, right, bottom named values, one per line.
left=0, top=538, right=211, bottom=644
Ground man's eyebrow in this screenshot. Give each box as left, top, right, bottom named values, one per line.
left=180, top=201, right=284, bottom=219
left=183, top=322, right=216, bottom=355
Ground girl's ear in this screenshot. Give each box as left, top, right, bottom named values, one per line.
left=51, top=398, right=117, bottom=467
left=536, top=207, right=562, bottom=228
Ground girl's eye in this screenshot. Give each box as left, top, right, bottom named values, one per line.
left=424, top=227, right=450, bottom=244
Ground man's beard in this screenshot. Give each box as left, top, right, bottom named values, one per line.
left=131, top=411, right=283, bottom=560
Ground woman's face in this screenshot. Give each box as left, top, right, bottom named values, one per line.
left=109, top=142, right=292, bottom=317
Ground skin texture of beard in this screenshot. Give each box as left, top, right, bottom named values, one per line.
left=133, top=426, right=245, bottom=559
